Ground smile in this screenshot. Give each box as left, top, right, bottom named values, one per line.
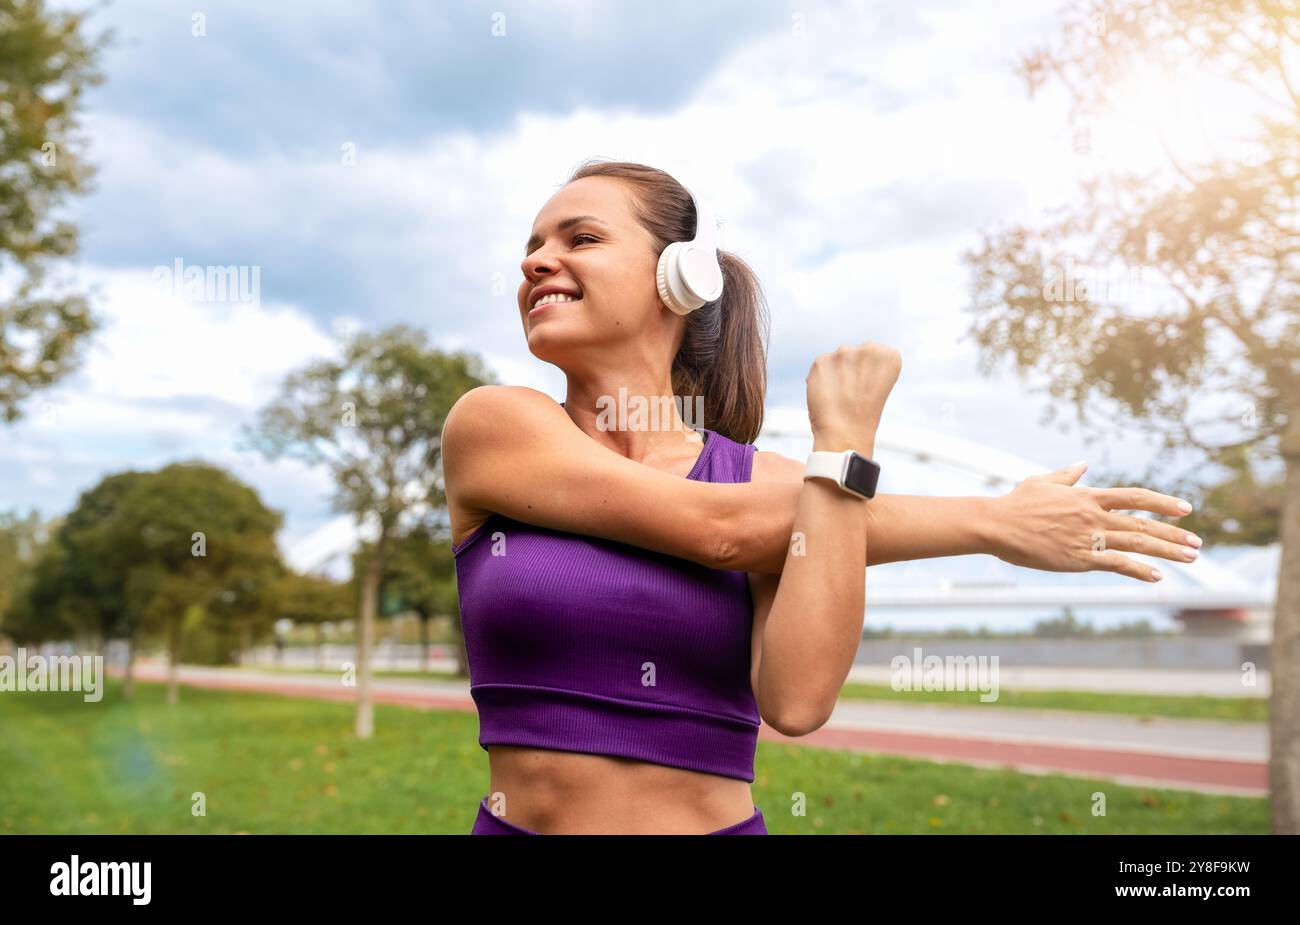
left=528, top=296, right=580, bottom=318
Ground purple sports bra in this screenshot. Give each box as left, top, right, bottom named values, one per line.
left=451, top=423, right=760, bottom=781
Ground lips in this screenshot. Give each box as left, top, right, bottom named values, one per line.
left=528, top=296, right=580, bottom=318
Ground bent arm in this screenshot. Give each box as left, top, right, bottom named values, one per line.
left=443, top=385, right=764, bottom=570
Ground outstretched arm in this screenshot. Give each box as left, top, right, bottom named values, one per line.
left=722, top=452, right=1198, bottom=579
left=721, top=453, right=995, bottom=573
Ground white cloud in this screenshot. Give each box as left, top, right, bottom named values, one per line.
left=3, top=0, right=1227, bottom=625
left=1, top=265, right=341, bottom=526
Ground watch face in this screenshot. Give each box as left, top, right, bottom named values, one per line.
left=844, top=452, right=879, bottom=497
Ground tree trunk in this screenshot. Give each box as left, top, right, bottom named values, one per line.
left=1270, top=417, right=1300, bottom=833
left=166, top=621, right=181, bottom=706
left=454, top=614, right=469, bottom=680
left=419, top=613, right=429, bottom=673
left=240, top=624, right=253, bottom=666
left=122, top=631, right=136, bottom=701
left=315, top=623, right=324, bottom=671
left=355, top=533, right=387, bottom=739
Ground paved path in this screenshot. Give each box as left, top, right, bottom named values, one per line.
left=115, top=663, right=1268, bottom=797
left=844, top=665, right=1270, bottom=697
left=259, top=656, right=1271, bottom=696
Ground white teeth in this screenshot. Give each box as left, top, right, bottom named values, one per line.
left=535, top=292, right=579, bottom=307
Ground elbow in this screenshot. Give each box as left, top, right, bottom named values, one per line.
left=763, top=701, right=834, bottom=739
left=710, top=520, right=777, bottom=574
left=706, top=486, right=765, bottom=572
left=709, top=531, right=743, bottom=572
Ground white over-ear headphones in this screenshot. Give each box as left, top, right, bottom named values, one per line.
left=656, top=182, right=724, bottom=316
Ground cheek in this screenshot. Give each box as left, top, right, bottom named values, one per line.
left=590, top=256, right=652, bottom=298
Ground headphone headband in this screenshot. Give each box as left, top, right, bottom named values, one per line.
left=656, top=179, right=725, bottom=315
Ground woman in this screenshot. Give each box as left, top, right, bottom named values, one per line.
left=441, top=159, right=1199, bottom=835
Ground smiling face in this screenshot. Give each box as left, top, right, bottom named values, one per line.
left=518, top=176, right=669, bottom=362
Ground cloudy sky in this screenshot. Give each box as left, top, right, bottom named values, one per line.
left=2, top=0, right=1265, bottom=629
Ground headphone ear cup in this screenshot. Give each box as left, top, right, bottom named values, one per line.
left=678, top=242, right=724, bottom=305
left=657, top=242, right=694, bottom=315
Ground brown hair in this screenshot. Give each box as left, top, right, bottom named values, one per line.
left=564, top=158, right=770, bottom=445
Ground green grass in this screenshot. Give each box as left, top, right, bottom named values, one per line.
left=0, top=680, right=485, bottom=834
left=0, top=679, right=1266, bottom=834
left=753, top=742, right=1267, bottom=834
left=239, top=665, right=1271, bottom=723
left=837, top=682, right=1270, bottom=723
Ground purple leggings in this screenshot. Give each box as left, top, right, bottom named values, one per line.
left=471, top=796, right=768, bottom=834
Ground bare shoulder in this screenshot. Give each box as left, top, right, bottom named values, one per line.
left=443, top=384, right=560, bottom=438
left=750, top=448, right=804, bottom=484
left=442, top=385, right=565, bottom=547
left=442, top=384, right=572, bottom=459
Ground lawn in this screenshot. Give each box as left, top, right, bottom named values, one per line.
left=0, top=679, right=1268, bottom=834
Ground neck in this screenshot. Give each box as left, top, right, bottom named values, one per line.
left=562, top=376, right=705, bottom=462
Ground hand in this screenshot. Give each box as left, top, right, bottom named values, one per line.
left=991, top=462, right=1200, bottom=582
left=806, top=342, right=901, bottom=454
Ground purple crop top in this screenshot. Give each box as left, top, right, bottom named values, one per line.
left=451, top=425, right=760, bottom=782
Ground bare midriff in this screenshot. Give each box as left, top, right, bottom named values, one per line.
left=485, top=745, right=756, bottom=834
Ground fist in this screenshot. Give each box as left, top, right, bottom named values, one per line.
left=806, top=342, right=901, bottom=453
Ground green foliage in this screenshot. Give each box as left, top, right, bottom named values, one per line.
left=15, top=471, right=149, bottom=645
left=0, top=508, right=46, bottom=616
left=242, top=324, right=494, bottom=730
left=276, top=571, right=354, bottom=626
left=0, top=507, right=61, bottom=640
left=112, top=462, right=285, bottom=648
left=1032, top=607, right=1095, bottom=637
left=241, top=325, right=495, bottom=530
left=352, top=522, right=456, bottom=621
left=7, top=463, right=285, bottom=665
left=966, top=0, right=1298, bottom=542
left=0, top=0, right=110, bottom=422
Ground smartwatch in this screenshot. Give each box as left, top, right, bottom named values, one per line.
left=804, top=449, right=880, bottom=499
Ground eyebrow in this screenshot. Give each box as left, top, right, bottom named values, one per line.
left=525, top=215, right=607, bottom=255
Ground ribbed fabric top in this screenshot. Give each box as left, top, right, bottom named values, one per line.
left=452, top=424, right=760, bottom=782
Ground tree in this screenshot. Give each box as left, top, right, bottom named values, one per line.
left=43, top=470, right=149, bottom=696
left=242, top=324, right=492, bottom=737
left=352, top=523, right=458, bottom=674
left=0, top=509, right=68, bottom=646
left=110, top=462, right=284, bottom=704
left=275, top=570, right=354, bottom=670
left=15, top=464, right=283, bottom=703
left=966, top=0, right=1299, bottom=831
left=0, top=0, right=109, bottom=422
left=0, top=508, right=49, bottom=622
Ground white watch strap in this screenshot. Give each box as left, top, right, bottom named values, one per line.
left=804, top=450, right=847, bottom=485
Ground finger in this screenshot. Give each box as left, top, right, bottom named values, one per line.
left=1090, top=549, right=1164, bottom=582
left=1090, top=485, right=1194, bottom=518
left=1035, top=460, right=1088, bottom=486
left=1092, top=529, right=1199, bottom=565
left=1105, top=511, right=1202, bottom=550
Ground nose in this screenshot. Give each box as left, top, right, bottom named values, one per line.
left=521, top=244, right=563, bottom=281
